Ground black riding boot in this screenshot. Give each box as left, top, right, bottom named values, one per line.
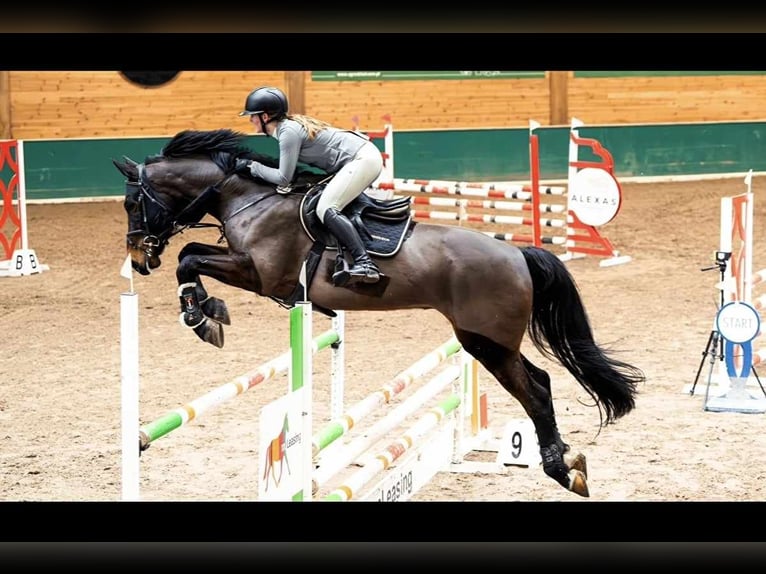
left=323, top=207, right=381, bottom=286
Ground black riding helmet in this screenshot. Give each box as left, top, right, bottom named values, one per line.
left=239, top=86, right=288, bottom=118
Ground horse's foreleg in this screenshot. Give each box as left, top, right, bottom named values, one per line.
left=176, top=244, right=256, bottom=348
left=177, top=243, right=232, bottom=326
left=186, top=279, right=231, bottom=325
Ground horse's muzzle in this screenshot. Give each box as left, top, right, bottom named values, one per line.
left=126, top=233, right=165, bottom=275
left=126, top=245, right=160, bottom=276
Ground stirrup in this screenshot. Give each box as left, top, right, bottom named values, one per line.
left=348, top=262, right=380, bottom=283
left=332, top=261, right=380, bottom=286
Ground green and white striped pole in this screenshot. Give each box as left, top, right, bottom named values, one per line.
left=323, top=394, right=461, bottom=501
left=137, top=327, right=340, bottom=450
left=312, top=337, right=461, bottom=456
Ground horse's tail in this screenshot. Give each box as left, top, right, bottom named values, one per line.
left=520, top=246, right=644, bottom=426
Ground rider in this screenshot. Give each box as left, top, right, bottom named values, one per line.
left=235, top=86, right=383, bottom=286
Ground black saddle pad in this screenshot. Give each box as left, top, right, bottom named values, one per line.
left=299, top=185, right=414, bottom=257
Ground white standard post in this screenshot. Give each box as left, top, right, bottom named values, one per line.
left=330, top=311, right=345, bottom=419
left=121, top=290, right=140, bottom=501
left=293, top=300, right=313, bottom=500
left=743, top=191, right=754, bottom=304
left=568, top=117, right=584, bottom=186
left=743, top=169, right=754, bottom=304
left=720, top=196, right=732, bottom=257
left=451, top=357, right=465, bottom=465
left=560, top=117, right=586, bottom=263
left=720, top=196, right=733, bottom=303
left=16, top=140, right=29, bottom=252
left=384, top=122, right=394, bottom=180
left=4, top=139, right=48, bottom=276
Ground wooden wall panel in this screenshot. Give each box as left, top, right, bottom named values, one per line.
left=8, top=71, right=284, bottom=139
left=6, top=71, right=766, bottom=140
left=0, top=71, right=9, bottom=138
left=304, top=76, right=550, bottom=130
left=567, top=75, right=766, bottom=125
left=7, top=71, right=551, bottom=138
left=548, top=71, right=569, bottom=126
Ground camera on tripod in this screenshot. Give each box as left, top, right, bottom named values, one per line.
left=701, top=250, right=731, bottom=272
left=714, top=250, right=731, bottom=264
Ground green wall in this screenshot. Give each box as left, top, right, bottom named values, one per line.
left=575, top=123, right=766, bottom=178
left=20, top=135, right=280, bottom=201
left=16, top=122, right=766, bottom=201
left=389, top=122, right=766, bottom=182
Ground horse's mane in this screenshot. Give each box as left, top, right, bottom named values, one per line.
left=158, top=129, right=275, bottom=165
left=161, top=128, right=247, bottom=157
left=155, top=128, right=322, bottom=184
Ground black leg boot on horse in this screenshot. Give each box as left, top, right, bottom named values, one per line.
left=323, top=207, right=382, bottom=287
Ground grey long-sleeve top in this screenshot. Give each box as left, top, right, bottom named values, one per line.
left=249, top=118, right=370, bottom=186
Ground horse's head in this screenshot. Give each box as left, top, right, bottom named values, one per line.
left=114, top=129, right=250, bottom=275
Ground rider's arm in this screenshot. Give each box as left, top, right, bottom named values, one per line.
left=248, top=124, right=302, bottom=186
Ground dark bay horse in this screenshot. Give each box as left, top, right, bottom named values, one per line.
left=114, top=128, right=645, bottom=497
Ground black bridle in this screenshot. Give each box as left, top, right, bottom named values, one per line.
left=126, top=163, right=223, bottom=256
left=126, top=161, right=284, bottom=255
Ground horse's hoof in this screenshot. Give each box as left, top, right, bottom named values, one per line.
left=192, top=318, right=225, bottom=348
left=201, top=296, right=231, bottom=325
left=565, top=452, right=588, bottom=479
left=568, top=469, right=589, bottom=497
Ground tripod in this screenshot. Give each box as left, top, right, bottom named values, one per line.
left=689, top=251, right=766, bottom=397
left=689, top=252, right=729, bottom=396
left=690, top=328, right=723, bottom=396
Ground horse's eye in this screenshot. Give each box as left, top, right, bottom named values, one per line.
left=124, top=196, right=139, bottom=213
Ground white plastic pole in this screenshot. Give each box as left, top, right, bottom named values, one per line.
left=121, top=291, right=140, bottom=501
left=330, top=311, right=345, bottom=419
left=744, top=191, right=754, bottom=304
left=720, top=196, right=732, bottom=254
left=16, top=140, right=29, bottom=251
left=291, top=300, right=313, bottom=501
left=384, top=123, right=394, bottom=179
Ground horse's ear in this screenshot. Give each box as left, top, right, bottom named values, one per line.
left=112, top=158, right=137, bottom=180
left=122, top=156, right=139, bottom=167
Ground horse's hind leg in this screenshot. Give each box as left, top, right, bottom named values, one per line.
left=521, top=354, right=587, bottom=479
left=457, top=331, right=588, bottom=497
left=519, top=355, right=568, bottom=454
left=502, top=353, right=588, bottom=496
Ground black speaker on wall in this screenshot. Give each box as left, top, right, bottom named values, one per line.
left=120, top=71, right=181, bottom=88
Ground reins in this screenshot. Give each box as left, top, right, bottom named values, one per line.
left=132, top=160, right=333, bottom=250
left=218, top=188, right=280, bottom=242
left=218, top=172, right=334, bottom=242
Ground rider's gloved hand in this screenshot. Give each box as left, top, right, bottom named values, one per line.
left=234, top=158, right=253, bottom=176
